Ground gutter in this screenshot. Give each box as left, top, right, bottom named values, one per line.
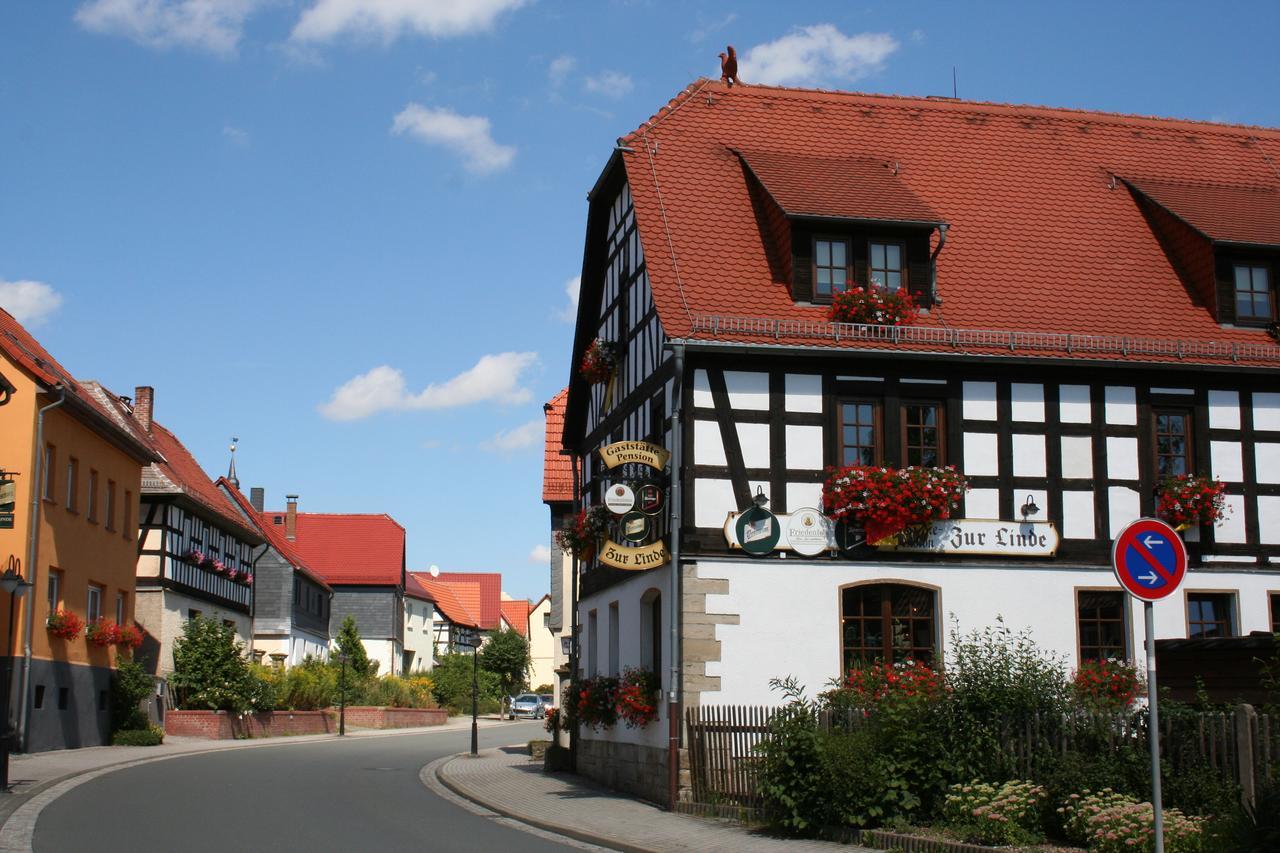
left=666, top=342, right=685, bottom=811
left=19, top=386, right=66, bottom=751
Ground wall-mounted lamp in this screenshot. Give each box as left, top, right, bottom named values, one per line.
left=1020, top=494, right=1040, bottom=520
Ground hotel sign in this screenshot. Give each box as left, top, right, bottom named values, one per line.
left=598, top=441, right=670, bottom=472
left=0, top=479, right=14, bottom=529
left=883, top=519, right=1059, bottom=558
left=599, top=538, right=670, bottom=570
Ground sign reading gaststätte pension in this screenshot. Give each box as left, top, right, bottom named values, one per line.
left=884, top=519, right=1059, bottom=558
left=598, top=441, right=670, bottom=471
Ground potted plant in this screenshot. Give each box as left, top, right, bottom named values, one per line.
left=86, top=618, right=120, bottom=647
left=1156, top=473, right=1227, bottom=530
left=579, top=338, right=619, bottom=385
left=575, top=676, right=619, bottom=729
left=823, top=464, right=968, bottom=545
left=615, top=668, right=660, bottom=728
left=829, top=285, right=919, bottom=326
left=115, top=623, right=144, bottom=651
left=553, top=505, right=611, bottom=562
left=46, top=609, right=84, bottom=641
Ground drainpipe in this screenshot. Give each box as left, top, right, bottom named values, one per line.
left=929, top=224, right=949, bottom=303
left=19, top=386, right=66, bottom=751
left=568, top=452, right=581, bottom=772
left=666, top=342, right=685, bottom=811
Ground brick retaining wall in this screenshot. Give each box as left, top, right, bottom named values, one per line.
left=165, top=706, right=448, bottom=739
left=341, top=706, right=448, bottom=728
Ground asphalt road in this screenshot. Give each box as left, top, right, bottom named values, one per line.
left=34, top=721, right=578, bottom=853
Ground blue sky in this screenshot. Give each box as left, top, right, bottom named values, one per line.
left=2, top=1, right=1278, bottom=601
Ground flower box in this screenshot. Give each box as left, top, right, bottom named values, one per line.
left=616, top=668, right=660, bottom=728
left=115, top=623, right=144, bottom=650
left=829, top=285, right=919, bottom=326
left=86, top=618, right=121, bottom=647
left=579, top=338, right=618, bottom=385
left=823, top=465, right=968, bottom=545
left=1156, top=473, right=1227, bottom=529
left=46, top=609, right=84, bottom=641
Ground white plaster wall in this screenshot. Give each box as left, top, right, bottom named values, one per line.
left=1010, top=383, right=1045, bottom=422
left=290, top=633, right=329, bottom=665
left=1061, top=436, right=1093, bottom=479
left=693, top=420, right=726, bottom=466
left=403, top=597, right=435, bottom=672
left=785, top=374, right=823, bottom=412
left=577, top=566, right=671, bottom=750
left=786, top=482, right=822, bottom=511
left=694, top=479, right=735, bottom=528
left=1254, top=392, right=1280, bottom=431
left=965, top=488, right=999, bottom=519
left=1256, top=444, right=1280, bottom=484
left=1210, top=441, right=1244, bottom=482
left=1104, top=386, right=1136, bottom=425
left=786, top=425, right=824, bottom=470
left=1257, top=496, right=1280, bottom=545
left=696, top=558, right=1280, bottom=707
left=1012, top=434, right=1047, bottom=477
left=1062, top=491, right=1096, bottom=540
left=962, top=382, right=997, bottom=421
left=1216, top=495, right=1248, bottom=544
left=737, top=422, right=771, bottom=469
left=528, top=597, right=557, bottom=691
left=1108, top=486, right=1140, bottom=536
left=1059, top=385, right=1091, bottom=423
left=1106, top=437, right=1139, bottom=480
left=723, top=371, right=769, bottom=410
left=136, top=589, right=252, bottom=675
left=963, top=432, right=998, bottom=475
left=692, top=370, right=713, bottom=408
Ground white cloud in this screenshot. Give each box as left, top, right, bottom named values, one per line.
left=0, top=279, right=63, bottom=326
left=319, top=351, right=538, bottom=421
left=740, top=25, right=898, bottom=86
left=74, top=0, right=264, bottom=56
left=583, top=71, right=633, bottom=99
left=291, top=0, right=526, bottom=44
left=558, top=275, right=579, bottom=322
left=480, top=418, right=542, bottom=452
left=548, top=54, right=575, bottom=87
left=222, top=125, right=250, bottom=146
left=528, top=544, right=550, bottom=564
left=689, top=12, right=736, bottom=44
left=391, top=103, right=516, bottom=174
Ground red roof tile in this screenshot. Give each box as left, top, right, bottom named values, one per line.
left=542, top=388, right=573, bottom=503
left=217, top=479, right=329, bottom=590
left=1123, top=178, right=1280, bottom=247
left=262, top=511, right=404, bottom=586
left=500, top=599, right=532, bottom=637
left=738, top=149, right=943, bottom=224
left=435, top=572, right=503, bottom=630
left=611, top=80, right=1280, bottom=366
left=410, top=574, right=480, bottom=628
left=404, top=572, right=436, bottom=603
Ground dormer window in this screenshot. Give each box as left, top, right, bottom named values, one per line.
left=814, top=238, right=850, bottom=300
left=1233, top=263, right=1273, bottom=323
left=869, top=241, right=906, bottom=292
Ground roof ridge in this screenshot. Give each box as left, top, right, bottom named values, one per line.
left=1125, top=175, right=1279, bottom=192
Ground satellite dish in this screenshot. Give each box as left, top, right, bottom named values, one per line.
left=429, top=564, right=440, bottom=578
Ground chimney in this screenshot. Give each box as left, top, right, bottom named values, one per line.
left=285, top=494, right=298, bottom=541
left=250, top=487, right=264, bottom=513
left=133, top=386, right=154, bottom=432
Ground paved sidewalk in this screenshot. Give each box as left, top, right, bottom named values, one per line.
left=434, top=746, right=871, bottom=852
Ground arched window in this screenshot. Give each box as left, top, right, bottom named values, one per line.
left=841, top=583, right=937, bottom=672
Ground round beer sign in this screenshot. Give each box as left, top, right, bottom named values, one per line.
left=604, top=483, right=636, bottom=515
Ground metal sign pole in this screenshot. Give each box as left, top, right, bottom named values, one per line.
left=1145, top=601, right=1164, bottom=853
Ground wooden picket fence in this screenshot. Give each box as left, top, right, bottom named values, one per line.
left=684, top=703, right=1279, bottom=815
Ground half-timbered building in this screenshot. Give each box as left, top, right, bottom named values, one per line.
left=556, top=79, right=1280, bottom=804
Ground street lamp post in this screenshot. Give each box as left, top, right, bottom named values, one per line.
left=469, top=634, right=479, bottom=756
left=336, top=652, right=349, bottom=737
left=1, top=559, right=33, bottom=792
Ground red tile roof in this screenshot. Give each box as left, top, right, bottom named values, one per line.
left=500, top=599, right=532, bottom=637
left=217, top=479, right=329, bottom=590
left=609, top=80, right=1280, bottom=366
left=1123, top=178, right=1280, bottom=247
left=0, top=311, right=158, bottom=463
left=262, top=510, right=404, bottom=586
left=404, top=572, right=436, bottom=603
left=738, top=149, right=942, bottom=224
left=435, top=572, right=502, bottom=630
left=410, top=573, right=480, bottom=628
left=542, top=388, right=573, bottom=503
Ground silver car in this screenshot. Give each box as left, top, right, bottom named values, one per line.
left=508, top=693, right=546, bottom=719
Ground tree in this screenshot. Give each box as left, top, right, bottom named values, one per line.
left=429, top=653, right=500, bottom=714
left=170, top=617, right=268, bottom=712
left=111, top=657, right=154, bottom=732
left=479, top=627, right=531, bottom=698
left=334, top=615, right=374, bottom=677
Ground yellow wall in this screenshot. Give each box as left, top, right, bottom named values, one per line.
left=0, top=357, right=144, bottom=670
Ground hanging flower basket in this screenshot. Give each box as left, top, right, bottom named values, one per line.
left=823, top=465, right=968, bottom=545
left=615, top=668, right=660, bottom=728
left=86, top=619, right=121, bottom=647
left=575, top=676, right=620, bottom=729
left=46, top=609, right=84, bottom=641
left=829, top=285, right=919, bottom=326
left=1156, top=474, right=1228, bottom=529
left=115, top=623, right=144, bottom=650
left=580, top=338, right=619, bottom=385
left=553, top=505, right=611, bottom=562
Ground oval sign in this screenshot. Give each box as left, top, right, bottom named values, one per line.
left=735, top=506, right=780, bottom=556
left=786, top=507, right=832, bottom=556
left=604, top=483, right=635, bottom=515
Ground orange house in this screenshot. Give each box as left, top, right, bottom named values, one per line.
left=0, top=308, right=158, bottom=752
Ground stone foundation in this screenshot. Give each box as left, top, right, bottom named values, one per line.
left=576, top=737, right=685, bottom=806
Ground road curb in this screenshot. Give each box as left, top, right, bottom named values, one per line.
left=430, top=749, right=655, bottom=853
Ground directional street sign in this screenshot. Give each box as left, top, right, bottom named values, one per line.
left=1111, top=517, right=1187, bottom=602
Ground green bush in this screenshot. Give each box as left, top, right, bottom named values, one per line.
left=429, top=654, right=500, bottom=714
left=756, top=677, right=825, bottom=836
left=354, top=674, right=437, bottom=708
left=277, top=658, right=339, bottom=710
left=334, top=615, right=375, bottom=677
left=112, top=725, right=164, bottom=746
left=110, top=657, right=154, bottom=733
left=943, top=779, right=1046, bottom=846
left=170, top=617, right=269, bottom=713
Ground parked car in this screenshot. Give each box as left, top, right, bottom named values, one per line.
left=540, top=693, right=554, bottom=710
left=508, top=693, right=546, bottom=720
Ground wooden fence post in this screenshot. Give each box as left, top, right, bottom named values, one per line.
left=1235, top=703, right=1257, bottom=812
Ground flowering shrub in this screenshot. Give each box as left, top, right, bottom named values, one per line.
left=1073, top=659, right=1142, bottom=711
left=1059, top=789, right=1206, bottom=852
left=575, top=676, right=619, bottom=729
left=829, top=285, right=919, bottom=326
left=580, top=338, right=618, bottom=384
left=823, top=465, right=968, bottom=544
left=1157, top=474, right=1227, bottom=529
left=837, top=659, right=944, bottom=707
left=86, top=619, right=121, bottom=647
left=47, top=609, right=84, bottom=640
left=553, top=505, right=611, bottom=561
left=616, top=667, right=660, bottom=728
left=943, top=779, right=1047, bottom=846
left=115, top=623, right=144, bottom=650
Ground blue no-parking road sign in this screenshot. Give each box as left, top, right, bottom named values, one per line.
left=1111, top=518, right=1188, bottom=602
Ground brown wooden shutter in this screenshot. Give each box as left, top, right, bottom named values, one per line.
left=854, top=258, right=869, bottom=289
left=1214, top=256, right=1236, bottom=325
left=908, top=260, right=933, bottom=307
left=792, top=230, right=813, bottom=302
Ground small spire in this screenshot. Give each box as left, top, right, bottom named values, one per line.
left=227, top=437, right=240, bottom=488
